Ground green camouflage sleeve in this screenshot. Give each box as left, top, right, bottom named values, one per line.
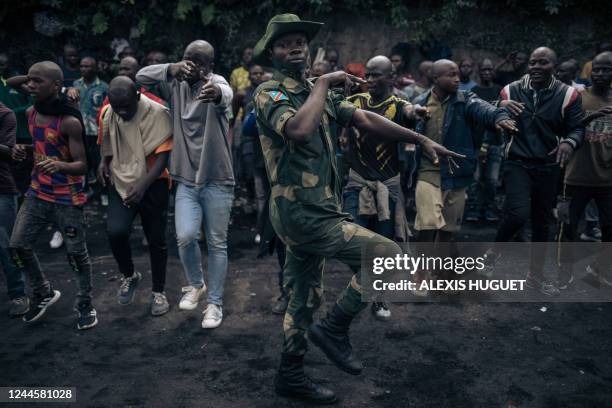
left=253, top=87, right=297, bottom=140
left=331, top=93, right=357, bottom=128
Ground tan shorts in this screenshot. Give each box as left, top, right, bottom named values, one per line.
left=414, top=180, right=466, bottom=232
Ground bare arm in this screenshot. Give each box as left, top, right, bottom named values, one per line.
left=124, top=151, right=169, bottom=206
left=6, top=75, right=30, bottom=95
left=351, top=109, right=427, bottom=144
left=142, top=151, right=169, bottom=187
left=44, top=116, right=87, bottom=175
left=351, top=109, right=466, bottom=162
left=583, top=106, right=612, bottom=125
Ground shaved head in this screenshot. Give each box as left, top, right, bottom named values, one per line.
left=29, top=61, right=64, bottom=82
left=528, top=47, right=557, bottom=86
left=366, top=55, right=393, bottom=75
left=530, top=47, right=557, bottom=65
left=432, top=59, right=458, bottom=77
left=182, top=40, right=215, bottom=84
left=184, top=40, right=215, bottom=61
left=27, top=61, right=64, bottom=102
left=108, top=76, right=137, bottom=99
left=120, top=56, right=139, bottom=69
left=108, top=76, right=139, bottom=120
left=555, top=59, right=579, bottom=85
left=365, top=55, right=394, bottom=99
left=419, top=60, right=433, bottom=75
left=118, top=56, right=140, bottom=81
left=593, top=51, right=612, bottom=66
left=431, top=59, right=460, bottom=95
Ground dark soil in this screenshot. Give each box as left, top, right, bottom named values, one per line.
left=1, top=201, right=611, bottom=408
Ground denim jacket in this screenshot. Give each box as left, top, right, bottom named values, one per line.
left=413, top=89, right=509, bottom=190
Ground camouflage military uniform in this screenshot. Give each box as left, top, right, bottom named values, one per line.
left=254, top=69, right=401, bottom=356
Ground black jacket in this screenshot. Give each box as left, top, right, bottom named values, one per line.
left=500, top=75, right=585, bottom=163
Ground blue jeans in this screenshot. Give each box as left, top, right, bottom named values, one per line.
left=175, top=182, right=234, bottom=306
left=342, top=190, right=396, bottom=240
left=0, top=194, right=25, bottom=299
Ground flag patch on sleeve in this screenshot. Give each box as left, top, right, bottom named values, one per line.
left=268, top=90, right=289, bottom=102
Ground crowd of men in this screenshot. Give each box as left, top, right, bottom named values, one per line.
left=0, top=12, right=611, bottom=404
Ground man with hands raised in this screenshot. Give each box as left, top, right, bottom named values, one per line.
left=137, top=40, right=234, bottom=329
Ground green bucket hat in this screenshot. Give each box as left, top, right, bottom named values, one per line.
left=252, top=13, right=323, bottom=67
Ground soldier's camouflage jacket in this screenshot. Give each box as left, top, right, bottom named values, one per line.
left=253, top=69, right=358, bottom=248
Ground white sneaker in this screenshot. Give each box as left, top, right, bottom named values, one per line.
left=254, top=234, right=261, bottom=244
left=49, top=231, right=63, bottom=249
left=179, top=285, right=206, bottom=310
left=201, top=304, right=223, bottom=329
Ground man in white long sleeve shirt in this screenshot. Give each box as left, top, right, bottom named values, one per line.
left=136, top=40, right=234, bottom=329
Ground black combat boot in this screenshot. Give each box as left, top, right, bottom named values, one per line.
left=274, top=353, right=337, bottom=404
left=307, top=303, right=363, bottom=375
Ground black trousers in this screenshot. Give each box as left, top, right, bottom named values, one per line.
left=495, top=160, right=560, bottom=275
left=107, top=179, right=169, bottom=292
left=496, top=160, right=560, bottom=242
left=561, top=184, right=612, bottom=271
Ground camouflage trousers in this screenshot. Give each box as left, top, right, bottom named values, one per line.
left=281, top=220, right=401, bottom=356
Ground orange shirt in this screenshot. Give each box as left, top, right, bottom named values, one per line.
left=147, top=138, right=173, bottom=186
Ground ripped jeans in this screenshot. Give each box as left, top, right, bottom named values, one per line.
left=9, top=196, right=92, bottom=306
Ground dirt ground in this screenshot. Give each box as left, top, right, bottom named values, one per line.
left=1, top=200, right=611, bottom=408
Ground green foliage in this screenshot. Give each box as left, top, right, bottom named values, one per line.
left=176, top=0, right=194, bottom=21
left=1, top=0, right=610, bottom=74
left=92, top=12, right=108, bottom=34
left=200, top=4, right=215, bottom=26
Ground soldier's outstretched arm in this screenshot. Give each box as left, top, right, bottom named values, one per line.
left=351, top=108, right=465, bottom=164
left=284, top=71, right=365, bottom=142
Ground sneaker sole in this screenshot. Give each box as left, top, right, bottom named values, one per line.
left=179, top=302, right=199, bottom=311
left=118, top=295, right=137, bottom=305
left=201, top=320, right=222, bottom=329
left=373, top=312, right=392, bottom=321
left=23, top=290, right=61, bottom=323
left=152, top=306, right=170, bottom=316
left=579, top=234, right=601, bottom=242
left=78, top=316, right=98, bottom=330
left=179, top=288, right=206, bottom=310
